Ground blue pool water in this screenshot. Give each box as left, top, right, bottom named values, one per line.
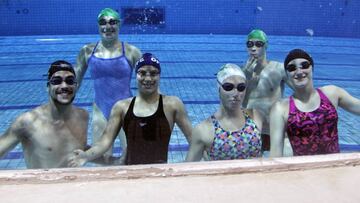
left=0, top=34, right=360, bottom=169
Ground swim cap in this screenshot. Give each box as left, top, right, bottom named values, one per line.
left=48, top=60, right=75, bottom=80
left=135, top=53, right=161, bottom=73
left=284, top=49, right=314, bottom=70
left=216, top=63, right=246, bottom=83
left=97, top=8, right=120, bottom=22
left=247, top=29, right=268, bottom=46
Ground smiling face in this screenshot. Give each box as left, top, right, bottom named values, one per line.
left=98, top=16, right=120, bottom=42
left=136, top=65, right=160, bottom=95
left=219, top=75, right=247, bottom=110
left=48, top=71, right=77, bottom=105
left=285, top=58, right=313, bottom=89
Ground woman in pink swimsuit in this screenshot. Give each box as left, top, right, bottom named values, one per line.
left=270, top=49, right=360, bottom=157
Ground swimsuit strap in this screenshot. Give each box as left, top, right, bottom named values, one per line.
left=121, top=41, right=125, bottom=55
left=91, top=42, right=100, bottom=56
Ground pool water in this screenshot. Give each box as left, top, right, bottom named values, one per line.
left=0, top=34, right=359, bottom=169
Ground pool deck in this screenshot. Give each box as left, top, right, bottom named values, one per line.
left=1, top=153, right=360, bottom=202
left=0, top=34, right=360, bottom=168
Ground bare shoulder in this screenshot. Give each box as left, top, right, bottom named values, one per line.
left=271, top=98, right=290, bottom=115
left=193, top=118, right=213, bottom=140
left=320, top=85, right=340, bottom=95
left=163, top=95, right=184, bottom=107
left=71, top=106, right=89, bottom=119
left=12, top=106, right=46, bottom=130
left=14, top=110, right=35, bottom=126
left=113, top=97, right=133, bottom=113
left=268, top=61, right=284, bottom=71
left=124, top=42, right=141, bottom=65
left=124, top=42, right=140, bottom=52
left=80, top=43, right=96, bottom=54
left=244, top=109, right=254, bottom=118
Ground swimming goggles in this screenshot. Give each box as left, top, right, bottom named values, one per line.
left=98, top=19, right=119, bottom=26
left=137, top=70, right=160, bottom=78
left=49, top=76, right=77, bottom=86
left=246, top=41, right=265, bottom=48
left=218, top=80, right=246, bottom=92
left=285, top=61, right=311, bottom=72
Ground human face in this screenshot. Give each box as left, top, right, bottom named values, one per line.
left=48, top=71, right=77, bottom=105
left=219, top=75, right=246, bottom=110
left=98, top=16, right=120, bottom=41
left=136, top=65, right=160, bottom=94
left=246, top=39, right=266, bottom=59
left=286, top=58, right=313, bottom=89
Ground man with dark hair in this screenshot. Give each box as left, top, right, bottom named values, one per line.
left=0, top=60, right=89, bottom=169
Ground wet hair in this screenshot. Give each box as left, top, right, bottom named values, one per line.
left=135, top=53, right=161, bottom=73
left=284, top=49, right=314, bottom=70
left=216, top=63, right=246, bottom=83
left=247, top=29, right=268, bottom=47
left=97, top=8, right=120, bottom=22
left=47, top=60, right=75, bottom=80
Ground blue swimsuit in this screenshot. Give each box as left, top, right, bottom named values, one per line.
left=88, top=42, right=133, bottom=119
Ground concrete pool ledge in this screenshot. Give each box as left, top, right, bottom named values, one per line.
left=1, top=153, right=360, bottom=202
left=1, top=152, right=360, bottom=185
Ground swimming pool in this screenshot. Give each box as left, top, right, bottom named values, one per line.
left=0, top=34, right=359, bottom=169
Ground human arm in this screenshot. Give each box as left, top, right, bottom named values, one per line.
left=125, top=43, right=142, bottom=68
left=74, top=44, right=93, bottom=87
left=335, top=86, right=360, bottom=115
left=185, top=123, right=208, bottom=162
left=0, top=116, right=27, bottom=158
left=248, top=109, right=263, bottom=132
left=68, top=102, right=125, bottom=167
left=269, top=100, right=288, bottom=157
left=173, top=97, right=192, bottom=143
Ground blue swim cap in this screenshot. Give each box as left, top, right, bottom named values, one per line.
left=135, top=53, right=161, bottom=73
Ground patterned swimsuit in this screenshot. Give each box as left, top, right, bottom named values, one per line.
left=207, top=112, right=262, bottom=160
left=287, top=89, right=339, bottom=155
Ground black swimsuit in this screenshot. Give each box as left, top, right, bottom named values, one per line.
left=123, top=95, right=172, bottom=165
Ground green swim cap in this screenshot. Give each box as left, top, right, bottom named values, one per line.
left=247, top=29, right=268, bottom=44
left=97, top=8, right=120, bottom=22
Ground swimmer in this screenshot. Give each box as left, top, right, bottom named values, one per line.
left=186, top=64, right=263, bottom=161
left=241, top=29, right=294, bottom=154
left=75, top=8, right=142, bottom=164
left=69, top=53, right=192, bottom=166
left=0, top=60, right=88, bottom=169
left=270, top=49, right=360, bottom=157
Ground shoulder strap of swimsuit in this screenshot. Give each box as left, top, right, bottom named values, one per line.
left=127, top=96, right=137, bottom=115
left=91, top=42, right=100, bottom=56
left=121, top=41, right=125, bottom=55
left=289, top=96, right=296, bottom=112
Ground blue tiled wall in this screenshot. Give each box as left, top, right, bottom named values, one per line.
left=0, top=0, right=359, bottom=37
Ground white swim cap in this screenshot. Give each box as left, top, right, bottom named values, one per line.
left=216, top=63, right=246, bottom=83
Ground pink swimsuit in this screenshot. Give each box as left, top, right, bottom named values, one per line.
left=287, top=89, right=340, bottom=156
